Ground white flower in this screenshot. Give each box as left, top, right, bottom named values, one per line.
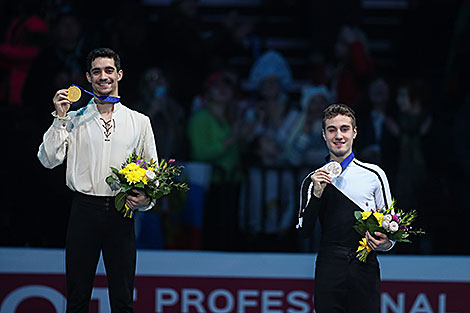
left=383, top=214, right=392, bottom=223
left=390, top=221, right=399, bottom=232
left=146, top=170, right=156, bottom=181
left=382, top=220, right=391, bottom=232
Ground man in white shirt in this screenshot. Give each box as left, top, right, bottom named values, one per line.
left=38, top=47, right=158, bottom=313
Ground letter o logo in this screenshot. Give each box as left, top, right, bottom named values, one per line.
left=0, top=285, right=65, bottom=313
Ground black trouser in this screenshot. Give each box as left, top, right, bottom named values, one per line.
left=314, top=246, right=380, bottom=313
left=66, top=192, right=136, bottom=313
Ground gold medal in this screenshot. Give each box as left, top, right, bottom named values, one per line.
left=67, top=85, right=81, bottom=102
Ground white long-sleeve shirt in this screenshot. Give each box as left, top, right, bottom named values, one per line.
left=38, top=100, right=158, bottom=205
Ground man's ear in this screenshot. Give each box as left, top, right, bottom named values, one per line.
left=353, top=126, right=357, bottom=139
left=86, top=72, right=91, bottom=83
left=117, top=70, right=123, bottom=82
left=322, top=129, right=326, bottom=141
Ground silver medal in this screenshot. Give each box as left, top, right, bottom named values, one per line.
left=324, top=161, right=342, bottom=178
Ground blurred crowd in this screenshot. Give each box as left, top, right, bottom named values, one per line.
left=1, top=0, right=469, bottom=255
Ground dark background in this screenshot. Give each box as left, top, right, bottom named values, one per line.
left=0, top=0, right=468, bottom=255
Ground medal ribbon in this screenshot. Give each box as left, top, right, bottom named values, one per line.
left=325, top=151, right=355, bottom=174
left=71, top=84, right=120, bottom=103
left=339, top=151, right=355, bottom=170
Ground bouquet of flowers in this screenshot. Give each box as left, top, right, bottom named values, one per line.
left=105, top=150, right=189, bottom=218
left=353, top=200, right=425, bottom=262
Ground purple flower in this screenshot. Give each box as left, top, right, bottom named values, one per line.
left=169, top=159, right=176, bottom=164
left=136, top=159, right=148, bottom=169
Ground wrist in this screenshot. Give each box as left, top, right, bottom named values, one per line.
left=313, top=187, right=323, bottom=198
left=51, top=110, right=70, bottom=120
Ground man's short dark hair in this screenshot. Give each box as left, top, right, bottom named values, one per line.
left=322, top=103, right=356, bottom=129
left=86, top=48, right=121, bottom=72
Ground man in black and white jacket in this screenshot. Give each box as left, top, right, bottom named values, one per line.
left=297, top=103, right=394, bottom=313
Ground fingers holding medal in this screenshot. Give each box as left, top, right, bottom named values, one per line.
left=66, top=85, right=81, bottom=102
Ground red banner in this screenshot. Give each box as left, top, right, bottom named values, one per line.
left=1, top=274, right=469, bottom=313
left=1, top=249, right=469, bottom=313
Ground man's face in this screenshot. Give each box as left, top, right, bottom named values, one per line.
left=322, top=114, right=357, bottom=160
left=86, top=57, right=122, bottom=96
left=208, top=79, right=234, bottom=104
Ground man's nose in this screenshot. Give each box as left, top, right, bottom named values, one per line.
left=98, top=71, right=107, bottom=79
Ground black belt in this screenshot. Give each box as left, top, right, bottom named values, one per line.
left=318, top=244, right=377, bottom=263
left=73, top=192, right=115, bottom=208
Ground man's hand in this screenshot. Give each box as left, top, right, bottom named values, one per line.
left=126, top=189, right=151, bottom=211
left=366, top=231, right=392, bottom=251
left=310, top=169, right=332, bottom=198
left=53, top=89, right=71, bottom=118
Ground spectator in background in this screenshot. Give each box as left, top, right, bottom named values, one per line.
left=0, top=1, right=48, bottom=247
left=136, top=67, right=186, bottom=161
left=238, top=134, right=296, bottom=252
left=283, top=85, right=330, bottom=167
left=187, top=71, right=243, bottom=251
left=133, top=67, right=187, bottom=250
left=330, top=25, right=373, bottom=111
left=355, top=77, right=400, bottom=179
left=388, top=78, right=432, bottom=253
left=0, top=0, right=48, bottom=107
left=244, top=50, right=299, bottom=152
left=391, top=79, right=432, bottom=208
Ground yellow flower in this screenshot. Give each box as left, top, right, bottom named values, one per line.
left=119, top=163, right=147, bottom=184
left=361, top=211, right=372, bottom=220
left=373, top=212, right=384, bottom=226
left=356, top=237, right=371, bottom=253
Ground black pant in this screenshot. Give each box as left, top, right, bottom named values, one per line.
left=314, top=246, right=380, bottom=313
left=66, top=193, right=136, bottom=313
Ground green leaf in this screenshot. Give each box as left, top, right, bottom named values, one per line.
left=106, top=176, right=117, bottom=184
left=111, top=167, right=120, bottom=175
left=369, top=224, right=384, bottom=234
left=353, top=224, right=366, bottom=236
left=354, top=211, right=363, bottom=221
left=115, top=192, right=126, bottom=212
left=134, top=182, right=145, bottom=189
left=366, top=216, right=379, bottom=227
left=389, top=230, right=406, bottom=241
left=122, top=185, right=132, bottom=192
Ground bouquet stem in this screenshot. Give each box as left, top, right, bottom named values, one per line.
left=356, top=249, right=370, bottom=262
left=356, top=237, right=372, bottom=262
left=124, top=204, right=133, bottom=218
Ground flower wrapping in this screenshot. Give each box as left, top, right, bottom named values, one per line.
left=105, top=150, right=189, bottom=218
left=353, top=200, right=425, bottom=262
